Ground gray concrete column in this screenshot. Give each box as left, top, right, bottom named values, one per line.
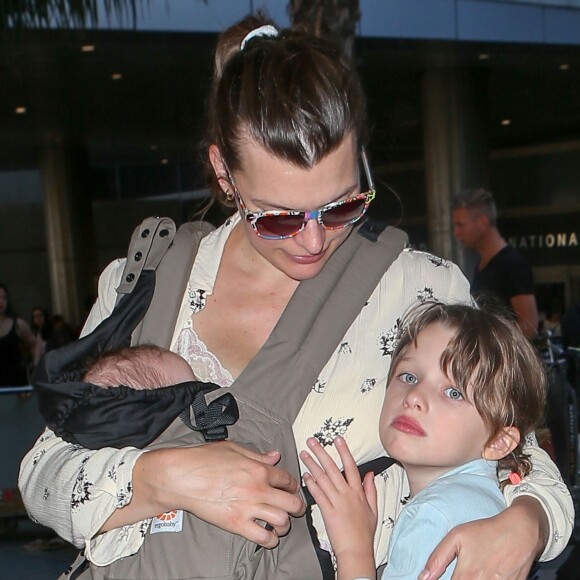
left=40, top=136, right=97, bottom=328
left=422, top=68, right=490, bottom=268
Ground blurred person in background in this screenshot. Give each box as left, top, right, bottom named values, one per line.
left=452, top=188, right=539, bottom=338
left=30, top=307, right=52, bottom=367
left=562, top=300, right=580, bottom=349
left=46, top=313, right=76, bottom=352
left=0, top=283, right=37, bottom=390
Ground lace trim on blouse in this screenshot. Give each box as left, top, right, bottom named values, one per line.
left=174, top=318, right=233, bottom=388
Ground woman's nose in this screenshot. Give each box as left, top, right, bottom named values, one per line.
left=295, top=217, right=325, bottom=254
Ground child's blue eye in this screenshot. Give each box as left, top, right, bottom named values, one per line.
left=398, top=372, right=418, bottom=385
left=443, top=387, right=463, bottom=401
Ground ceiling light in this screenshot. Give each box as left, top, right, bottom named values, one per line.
left=559, top=63, right=570, bottom=71
left=81, top=45, right=95, bottom=52
left=501, top=119, right=511, bottom=126
left=15, top=106, right=27, bottom=114
left=161, top=158, right=169, bottom=164
left=478, top=53, right=490, bottom=60
left=111, top=73, right=123, bottom=80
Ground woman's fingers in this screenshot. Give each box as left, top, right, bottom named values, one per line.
left=421, top=507, right=537, bottom=579
left=147, top=442, right=305, bottom=547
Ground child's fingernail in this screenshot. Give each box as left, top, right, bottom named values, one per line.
left=307, top=437, right=317, bottom=447
left=418, top=570, right=431, bottom=580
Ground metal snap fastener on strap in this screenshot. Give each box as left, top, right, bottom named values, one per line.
left=116, top=217, right=177, bottom=303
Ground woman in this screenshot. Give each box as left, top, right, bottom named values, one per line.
left=29, top=307, right=52, bottom=368
left=19, top=15, right=572, bottom=578
left=0, top=283, right=37, bottom=388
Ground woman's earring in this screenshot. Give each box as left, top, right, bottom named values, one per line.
left=225, top=189, right=234, bottom=202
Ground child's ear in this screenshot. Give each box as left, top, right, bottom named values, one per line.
left=482, top=427, right=520, bottom=461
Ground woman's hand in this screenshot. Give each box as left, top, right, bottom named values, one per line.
left=102, top=441, right=305, bottom=548
left=420, top=496, right=547, bottom=579
left=301, top=436, right=377, bottom=580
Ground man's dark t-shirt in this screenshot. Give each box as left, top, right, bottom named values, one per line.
left=471, top=245, right=534, bottom=314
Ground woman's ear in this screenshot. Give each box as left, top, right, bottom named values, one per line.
left=208, top=145, right=230, bottom=192
left=483, top=426, right=520, bottom=461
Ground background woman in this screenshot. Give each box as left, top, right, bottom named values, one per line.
left=0, top=283, right=37, bottom=389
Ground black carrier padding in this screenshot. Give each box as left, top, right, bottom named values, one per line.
left=33, top=269, right=224, bottom=450
left=302, top=456, right=396, bottom=507
left=179, top=388, right=240, bottom=442
left=358, top=217, right=388, bottom=242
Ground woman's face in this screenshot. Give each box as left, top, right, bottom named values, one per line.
left=217, top=133, right=361, bottom=281
left=0, top=288, right=7, bottom=315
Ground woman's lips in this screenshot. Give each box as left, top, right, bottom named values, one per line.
left=290, top=251, right=326, bottom=265
left=392, top=416, right=426, bottom=436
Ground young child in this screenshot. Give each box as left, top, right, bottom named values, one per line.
left=84, top=344, right=195, bottom=391
left=300, top=301, right=547, bottom=580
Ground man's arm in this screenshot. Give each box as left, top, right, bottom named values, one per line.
left=511, top=294, right=538, bottom=338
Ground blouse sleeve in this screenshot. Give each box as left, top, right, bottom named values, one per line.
left=503, top=432, right=574, bottom=561
left=18, top=259, right=151, bottom=563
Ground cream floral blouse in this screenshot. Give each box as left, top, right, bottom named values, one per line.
left=19, top=215, right=573, bottom=568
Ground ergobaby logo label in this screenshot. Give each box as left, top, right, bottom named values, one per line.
left=150, top=509, right=183, bottom=534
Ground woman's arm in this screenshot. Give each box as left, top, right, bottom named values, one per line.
left=20, top=429, right=305, bottom=562
left=18, top=428, right=144, bottom=548
left=419, top=437, right=573, bottom=579
left=101, top=442, right=305, bottom=548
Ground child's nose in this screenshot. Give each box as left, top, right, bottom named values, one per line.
left=403, top=385, right=427, bottom=411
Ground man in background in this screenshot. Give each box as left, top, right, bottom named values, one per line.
left=452, top=188, right=538, bottom=338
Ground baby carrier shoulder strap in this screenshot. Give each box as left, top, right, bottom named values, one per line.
left=117, top=216, right=215, bottom=348
left=119, top=216, right=407, bottom=425
left=234, top=219, right=408, bottom=422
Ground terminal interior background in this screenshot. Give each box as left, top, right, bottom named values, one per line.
left=1, top=0, right=580, bottom=330
left=0, top=1, right=579, bottom=572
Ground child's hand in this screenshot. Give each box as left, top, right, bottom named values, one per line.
left=300, top=436, right=377, bottom=580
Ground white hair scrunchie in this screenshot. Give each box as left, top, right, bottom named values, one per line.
left=240, top=24, right=279, bottom=51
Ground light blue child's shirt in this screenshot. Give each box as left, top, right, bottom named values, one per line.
left=354, top=458, right=505, bottom=580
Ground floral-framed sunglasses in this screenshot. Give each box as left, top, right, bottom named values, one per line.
left=226, top=150, right=376, bottom=240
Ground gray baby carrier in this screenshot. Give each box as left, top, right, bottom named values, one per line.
left=36, top=216, right=407, bottom=580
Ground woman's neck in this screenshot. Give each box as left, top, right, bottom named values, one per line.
left=228, top=222, right=300, bottom=292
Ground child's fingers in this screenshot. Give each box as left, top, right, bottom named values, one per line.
left=303, top=472, right=333, bottom=512
left=333, top=436, right=361, bottom=487
left=305, top=437, right=347, bottom=489
left=363, top=471, right=378, bottom=518
left=299, top=449, right=327, bottom=482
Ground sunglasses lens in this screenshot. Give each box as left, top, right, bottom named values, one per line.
left=321, top=197, right=367, bottom=228
left=255, top=214, right=305, bottom=239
